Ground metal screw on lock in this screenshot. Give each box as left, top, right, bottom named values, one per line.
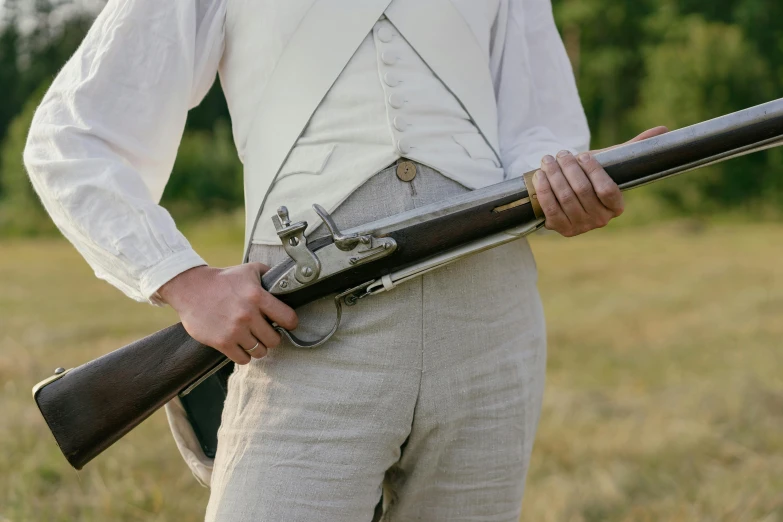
left=277, top=206, right=291, bottom=226
left=272, top=206, right=321, bottom=284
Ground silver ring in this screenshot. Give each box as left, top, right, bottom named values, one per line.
left=245, top=341, right=261, bottom=354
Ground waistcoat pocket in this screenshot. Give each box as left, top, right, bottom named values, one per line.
left=452, top=132, right=500, bottom=168
left=276, top=143, right=337, bottom=181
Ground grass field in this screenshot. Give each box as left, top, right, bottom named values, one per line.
left=1, top=215, right=782, bottom=521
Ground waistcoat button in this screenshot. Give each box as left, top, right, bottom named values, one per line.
left=396, top=161, right=417, bottom=181
left=381, top=51, right=398, bottom=65
left=384, top=72, right=400, bottom=87
left=377, top=27, right=394, bottom=43
left=397, top=139, right=412, bottom=154
left=388, top=93, right=406, bottom=109
left=393, top=116, right=409, bottom=132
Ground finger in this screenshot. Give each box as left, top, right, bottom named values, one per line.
left=245, top=339, right=269, bottom=359
left=225, top=344, right=252, bottom=365
left=248, top=262, right=271, bottom=278
left=627, top=126, right=669, bottom=143
left=576, top=152, right=624, bottom=216
left=556, top=150, right=610, bottom=218
left=246, top=286, right=299, bottom=331
left=533, top=169, right=571, bottom=233
left=259, top=293, right=299, bottom=331
left=250, top=316, right=281, bottom=351
left=542, top=154, right=588, bottom=222
left=237, top=330, right=267, bottom=358
left=593, top=126, right=670, bottom=154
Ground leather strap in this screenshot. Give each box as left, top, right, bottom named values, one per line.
left=242, top=0, right=394, bottom=260
left=385, top=0, right=501, bottom=163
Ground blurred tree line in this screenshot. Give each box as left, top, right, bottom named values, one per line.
left=0, top=0, right=781, bottom=236
left=555, top=0, right=783, bottom=215
left=0, top=0, right=239, bottom=235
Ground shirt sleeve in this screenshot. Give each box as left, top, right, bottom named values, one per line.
left=491, top=0, right=591, bottom=178
left=23, top=0, right=227, bottom=304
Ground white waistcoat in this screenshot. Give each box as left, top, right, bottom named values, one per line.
left=218, top=0, right=504, bottom=257
left=252, top=14, right=505, bottom=244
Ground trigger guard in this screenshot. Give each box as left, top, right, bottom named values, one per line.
left=272, top=295, right=343, bottom=349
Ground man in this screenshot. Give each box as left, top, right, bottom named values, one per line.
left=23, top=0, right=665, bottom=520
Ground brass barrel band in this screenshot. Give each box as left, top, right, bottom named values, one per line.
left=523, top=170, right=544, bottom=219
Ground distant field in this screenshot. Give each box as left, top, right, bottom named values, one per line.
left=1, top=218, right=782, bottom=521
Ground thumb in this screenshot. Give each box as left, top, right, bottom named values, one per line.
left=592, top=126, right=670, bottom=154
left=626, top=126, right=669, bottom=144
left=248, top=262, right=271, bottom=276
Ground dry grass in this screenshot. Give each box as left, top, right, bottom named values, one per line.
left=1, top=215, right=782, bottom=521
left=522, top=222, right=783, bottom=522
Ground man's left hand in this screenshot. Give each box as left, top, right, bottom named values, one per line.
left=533, top=126, right=669, bottom=237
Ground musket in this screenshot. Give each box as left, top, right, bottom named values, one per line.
left=33, top=98, right=783, bottom=470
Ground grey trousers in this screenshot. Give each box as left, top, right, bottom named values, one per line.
left=205, top=163, right=547, bottom=522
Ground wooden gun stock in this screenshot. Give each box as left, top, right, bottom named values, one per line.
left=33, top=324, right=224, bottom=469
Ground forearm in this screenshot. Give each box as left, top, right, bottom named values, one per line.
left=494, top=0, right=591, bottom=177
left=23, top=123, right=208, bottom=303
left=21, top=0, right=226, bottom=303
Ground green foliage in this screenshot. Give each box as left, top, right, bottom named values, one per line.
left=638, top=14, right=772, bottom=127
left=633, top=13, right=782, bottom=213
left=0, top=88, right=242, bottom=235
left=554, top=0, right=657, bottom=146
left=0, top=1, right=237, bottom=234
left=0, top=17, right=22, bottom=186
left=0, top=82, right=58, bottom=236
left=553, top=0, right=783, bottom=216
left=161, top=121, right=244, bottom=221
left=0, top=1, right=97, bottom=167
left=1, top=0, right=783, bottom=237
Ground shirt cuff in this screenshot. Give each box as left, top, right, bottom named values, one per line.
left=139, top=249, right=209, bottom=306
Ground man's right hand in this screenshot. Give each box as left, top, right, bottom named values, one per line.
left=157, top=264, right=298, bottom=364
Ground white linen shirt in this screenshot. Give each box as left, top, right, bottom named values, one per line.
left=23, top=0, right=589, bottom=304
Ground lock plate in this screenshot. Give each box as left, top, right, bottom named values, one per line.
left=267, top=205, right=397, bottom=294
